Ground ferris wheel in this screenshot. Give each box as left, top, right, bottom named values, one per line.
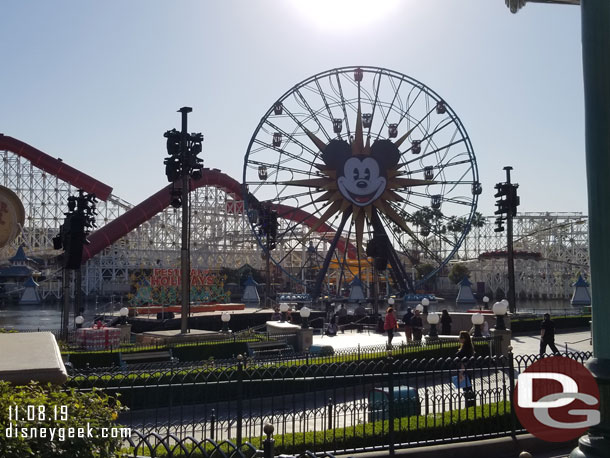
left=243, top=66, right=480, bottom=298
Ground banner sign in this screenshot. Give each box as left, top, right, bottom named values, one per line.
left=128, top=268, right=230, bottom=306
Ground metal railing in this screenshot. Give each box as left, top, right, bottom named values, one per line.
left=67, top=336, right=500, bottom=373
left=122, top=425, right=337, bottom=458
left=68, top=348, right=592, bottom=456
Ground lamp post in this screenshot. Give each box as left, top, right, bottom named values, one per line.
left=221, top=312, right=231, bottom=333
left=415, top=303, right=424, bottom=314
left=427, top=312, right=440, bottom=339
left=492, top=301, right=508, bottom=331
left=75, top=315, right=84, bottom=329
left=119, top=307, right=129, bottom=325
left=388, top=297, right=395, bottom=306
left=421, top=297, right=430, bottom=315
left=279, top=303, right=289, bottom=322
left=163, top=108, right=204, bottom=335
left=471, top=313, right=484, bottom=338
left=482, top=296, right=490, bottom=310
left=300, top=306, right=311, bottom=328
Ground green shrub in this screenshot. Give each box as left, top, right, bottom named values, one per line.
left=511, top=315, right=591, bottom=333
left=172, top=342, right=249, bottom=361
left=317, top=345, right=334, bottom=356
left=0, top=381, right=124, bottom=458
left=68, top=342, right=494, bottom=411
left=63, top=339, right=259, bottom=369
left=124, top=401, right=512, bottom=456
left=65, top=351, right=122, bottom=369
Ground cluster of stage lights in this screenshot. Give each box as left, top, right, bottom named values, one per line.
left=163, top=128, right=204, bottom=208
left=52, top=190, right=97, bottom=269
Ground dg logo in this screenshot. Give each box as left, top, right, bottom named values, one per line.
left=514, top=355, right=600, bottom=442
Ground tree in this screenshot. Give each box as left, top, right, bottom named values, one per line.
left=414, top=263, right=437, bottom=291
left=448, top=263, right=470, bottom=284
left=470, top=211, right=486, bottom=229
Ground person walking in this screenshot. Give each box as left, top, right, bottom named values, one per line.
left=326, top=313, right=338, bottom=336
left=540, top=313, right=560, bottom=356
left=440, top=309, right=452, bottom=335
left=456, top=330, right=476, bottom=408
left=384, top=306, right=398, bottom=348
left=403, top=307, right=413, bottom=342
left=411, top=308, right=424, bottom=343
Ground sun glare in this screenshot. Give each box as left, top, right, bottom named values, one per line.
left=289, top=0, right=400, bottom=30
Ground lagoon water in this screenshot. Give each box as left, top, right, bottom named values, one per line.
left=0, top=298, right=586, bottom=331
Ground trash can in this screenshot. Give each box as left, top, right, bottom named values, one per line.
left=368, top=385, right=420, bottom=422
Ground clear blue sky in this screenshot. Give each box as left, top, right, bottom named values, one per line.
left=0, top=0, right=585, bottom=217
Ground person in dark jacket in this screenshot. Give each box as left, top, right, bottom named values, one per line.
left=456, top=330, right=475, bottom=359
left=411, top=309, right=424, bottom=343
left=403, top=307, right=413, bottom=342
left=326, top=314, right=338, bottom=336
left=456, top=330, right=476, bottom=407
left=540, top=313, right=560, bottom=356
left=440, top=309, right=452, bottom=335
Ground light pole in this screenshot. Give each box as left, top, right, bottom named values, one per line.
left=492, top=301, right=508, bottom=331
left=494, top=167, right=519, bottom=314
left=471, top=313, right=484, bottom=338
left=75, top=315, right=84, bottom=329
left=300, top=306, right=311, bottom=328
left=119, top=307, right=129, bottom=325
left=221, top=312, right=231, bottom=333
left=279, top=303, right=289, bottom=322
left=482, top=295, right=490, bottom=310
left=421, top=297, right=430, bottom=315
left=427, top=312, right=440, bottom=339
left=163, top=108, right=204, bottom=335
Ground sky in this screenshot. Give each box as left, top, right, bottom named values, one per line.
left=0, top=0, right=586, bottom=218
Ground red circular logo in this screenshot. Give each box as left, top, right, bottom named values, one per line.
left=514, top=356, right=600, bottom=442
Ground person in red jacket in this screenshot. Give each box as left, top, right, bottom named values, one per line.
left=384, top=306, right=398, bottom=347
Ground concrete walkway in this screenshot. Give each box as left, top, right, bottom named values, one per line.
left=311, top=328, right=592, bottom=357
left=509, top=329, right=591, bottom=356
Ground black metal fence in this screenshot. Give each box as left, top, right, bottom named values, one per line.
left=66, top=336, right=499, bottom=372
left=68, top=348, right=592, bottom=456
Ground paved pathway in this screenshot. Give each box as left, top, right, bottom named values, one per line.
left=509, top=329, right=591, bottom=356
left=312, top=328, right=592, bottom=357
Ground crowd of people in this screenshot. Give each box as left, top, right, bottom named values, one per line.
left=322, top=303, right=561, bottom=359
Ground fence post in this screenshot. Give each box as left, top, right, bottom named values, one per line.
left=263, top=423, right=275, bottom=458
left=508, top=347, right=517, bottom=437
left=327, top=397, right=333, bottom=430
left=424, top=388, right=429, bottom=416
left=237, top=354, right=244, bottom=447
left=210, top=408, right=216, bottom=440
left=387, top=352, right=395, bottom=457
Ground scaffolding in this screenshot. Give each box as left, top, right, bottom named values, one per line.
left=0, top=145, right=590, bottom=301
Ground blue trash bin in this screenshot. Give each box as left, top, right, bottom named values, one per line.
left=368, top=385, right=420, bottom=422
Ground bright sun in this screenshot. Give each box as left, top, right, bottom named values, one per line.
left=289, top=0, right=400, bottom=30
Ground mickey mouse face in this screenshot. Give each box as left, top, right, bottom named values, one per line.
left=338, top=157, right=386, bottom=206
left=322, top=138, right=400, bottom=208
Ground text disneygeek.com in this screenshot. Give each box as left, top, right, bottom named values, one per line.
left=4, top=423, right=131, bottom=441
